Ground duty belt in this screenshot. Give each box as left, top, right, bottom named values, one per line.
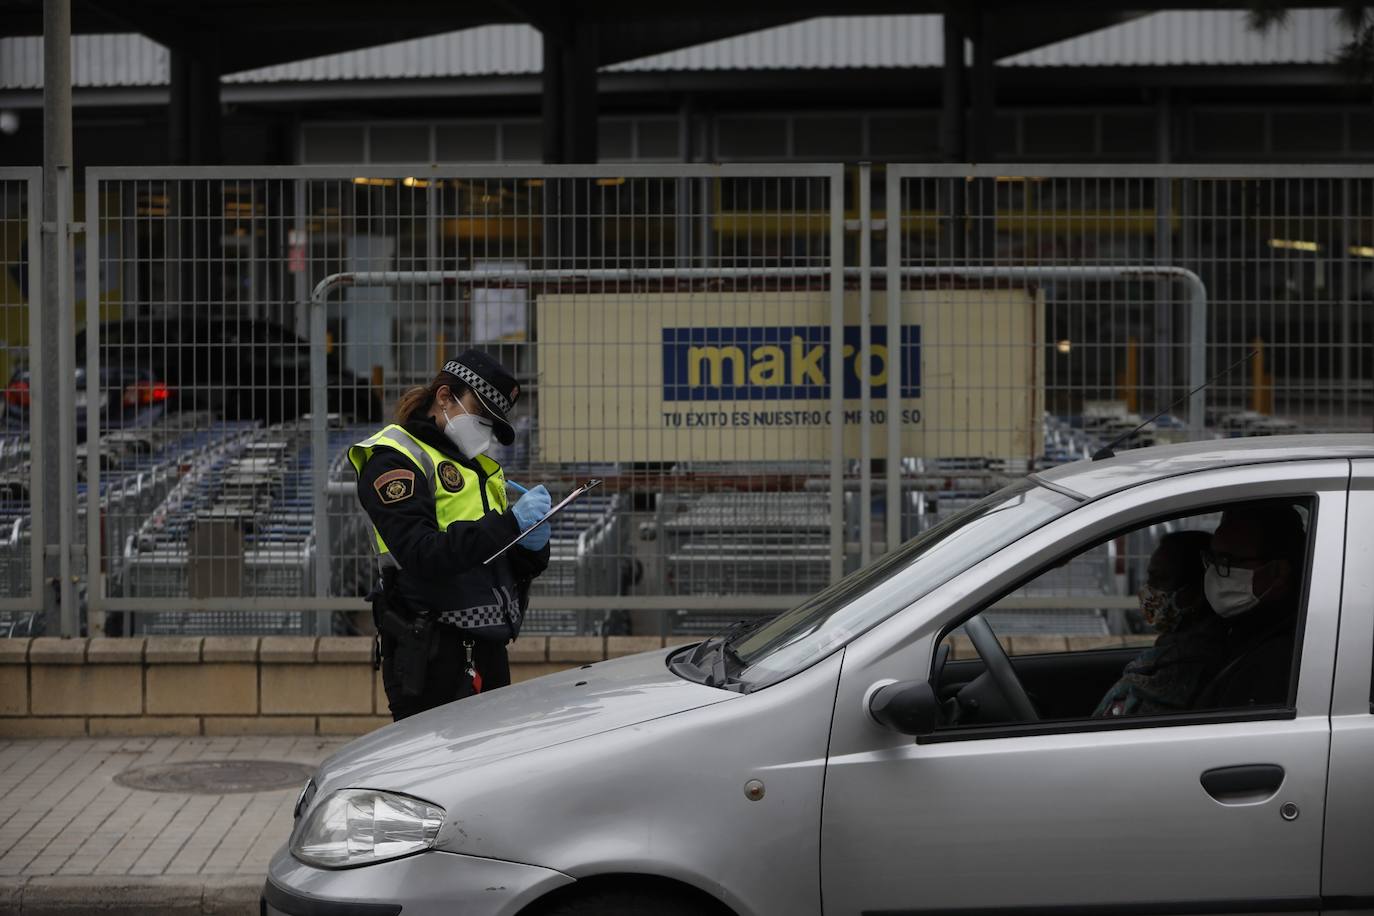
left=436, top=585, right=519, bottom=630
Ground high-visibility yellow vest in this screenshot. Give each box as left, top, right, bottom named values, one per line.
left=348, top=424, right=509, bottom=568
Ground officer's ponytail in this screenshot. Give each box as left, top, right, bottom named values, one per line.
left=394, top=370, right=464, bottom=424
left=394, top=385, right=432, bottom=424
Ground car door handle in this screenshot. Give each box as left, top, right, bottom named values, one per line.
left=1200, top=764, right=1285, bottom=802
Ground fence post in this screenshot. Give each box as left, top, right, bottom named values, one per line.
left=829, top=167, right=846, bottom=584
left=293, top=179, right=308, bottom=339
left=55, top=171, right=78, bottom=637
left=859, top=163, right=873, bottom=567
left=84, top=171, right=102, bottom=628
left=885, top=169, right=902, bottom=555
left=310, top=266, right=332, bottom=634
left=1155, top=177, right=1175, bottom=399
left=1340, top=178, right=1352, bottom=421
left=23, top=171, right=45, bottom=613
left=1186, top=273, right=1207, bottom=436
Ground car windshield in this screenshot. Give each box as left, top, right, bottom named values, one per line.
left=715, top=479, right=1077, bottom=691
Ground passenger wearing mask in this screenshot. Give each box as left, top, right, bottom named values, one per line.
left=1194, top=500, right=1307, bottom=709
left=349, top=350, right=551, bottom=721
left=1094, top=530, right=1223, bottom=717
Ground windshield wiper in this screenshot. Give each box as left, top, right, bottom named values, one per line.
left=669, top=618, right=765, bottom=690
left=668, top=652, right=711, bottom=685
left=706, top=639, right=750, bottom=693
left=698, top=618, right=766, bottom=690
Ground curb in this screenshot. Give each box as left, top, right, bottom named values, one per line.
left=0, top=876, right=261, bottom=915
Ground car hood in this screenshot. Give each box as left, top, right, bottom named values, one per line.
left=313, top=648, right=734, bottom=797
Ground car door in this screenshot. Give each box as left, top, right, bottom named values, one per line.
left=1322, top=459, right=1374, bottom=910
left=821, top=460, right=1346, bottom=916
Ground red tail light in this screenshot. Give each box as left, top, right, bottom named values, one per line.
left=122, top=381, right=171, bottom=407
left=4, top=380, right=30, bottom=408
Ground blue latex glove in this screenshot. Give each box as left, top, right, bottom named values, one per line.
left=511, top=485, right=552, bottom=550
left=521, top=520, right=551, bottom=551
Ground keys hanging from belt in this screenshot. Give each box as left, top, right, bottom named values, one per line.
left=463, top=639, right=483, bottom=693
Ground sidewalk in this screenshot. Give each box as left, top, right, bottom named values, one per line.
left=0, top=735, right=347, bottom=915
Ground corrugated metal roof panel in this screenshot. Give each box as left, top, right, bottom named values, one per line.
left=1001, top=9, right=1345, bottom=66
left=607, top=16, right=944, bottom=71
left=1, top=32, right=168, bottom=88
left=224, top=24, right=542, bottom=83
left=0, top=10, right=1349, bottom=92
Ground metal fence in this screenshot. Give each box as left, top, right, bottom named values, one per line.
left=877, top=164, right=1372, bottom=633
left=0, top=168, right=42, bottom=632
left=5, top=162, right=1368, bottom=639
left=79, top=164, right=846, bottom=637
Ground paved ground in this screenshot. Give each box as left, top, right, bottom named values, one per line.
left=0, top=736, right=347, bottom=914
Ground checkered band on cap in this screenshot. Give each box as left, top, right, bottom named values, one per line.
left=443, top=359, right=513, bottom=415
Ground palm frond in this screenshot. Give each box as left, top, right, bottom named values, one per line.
left=1246, top=4, right=1291, bottom=31
left=1336, top=4, right=1370, bottom=32
left=1335, top=22, right=1374, bottom=81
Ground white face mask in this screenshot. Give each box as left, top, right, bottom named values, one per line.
left=441, top=398, right=494, bottom=458
left=1204, top=563, right=1269, bottom=618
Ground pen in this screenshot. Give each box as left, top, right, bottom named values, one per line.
left=506, top=480, right=528, bottom=495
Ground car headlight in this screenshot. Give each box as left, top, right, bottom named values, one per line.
left=291, top=789, right=445, bottom=869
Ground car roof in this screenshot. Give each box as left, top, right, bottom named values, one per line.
left=1033, top=434, right=1374, bottom=501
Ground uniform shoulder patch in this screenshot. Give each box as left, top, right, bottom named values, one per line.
left=373, top=468, right=415, bottom=504
left=437, top=461, right=465, bottom=493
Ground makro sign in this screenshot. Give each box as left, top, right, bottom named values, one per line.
left=662, top=325, right=921, bottom=402
left=538, top=291, right=1042, bottom=462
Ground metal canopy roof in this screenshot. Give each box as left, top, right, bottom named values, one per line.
left=0, top=9, right=1349, bottom=91
left=0, top=0, right=1351, bottom=76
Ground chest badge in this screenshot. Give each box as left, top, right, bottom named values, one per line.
left=438, top=461, right=465, bottom=493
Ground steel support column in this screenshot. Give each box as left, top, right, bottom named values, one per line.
left=541, top=22, right=598, bottom=164
left=940, top=5, right=967, bottom=262
left=41, top=0, right=74, bottom=635
left=540, top=39, right=566, bottom=165
left=541, top=21, right=599, bottom=274
left=169, top=36, right=223, bottom=166
left=968, top=7, right=998, bottom=261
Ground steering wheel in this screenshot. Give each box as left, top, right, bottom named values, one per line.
left=963, top=615, right=1039, bottom=722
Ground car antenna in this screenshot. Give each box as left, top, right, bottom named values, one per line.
left=1091, top=348, right=1258, bottom=462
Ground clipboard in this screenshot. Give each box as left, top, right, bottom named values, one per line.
left=483, top=479, right=604, bottom=565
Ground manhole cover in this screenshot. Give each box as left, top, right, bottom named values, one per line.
left=114, top=760, right=314, bottom=794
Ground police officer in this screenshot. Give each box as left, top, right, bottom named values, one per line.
left=349, top=349, right=551, bottom=721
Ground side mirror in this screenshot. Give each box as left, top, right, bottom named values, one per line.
left=868, top=680, right=941, bottom=736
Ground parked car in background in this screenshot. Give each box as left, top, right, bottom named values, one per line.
left=3, top=319, right=383, bottom=436
left=1, top=363, right=174, bottom=436
left=84, top=318, right=383, bottom=425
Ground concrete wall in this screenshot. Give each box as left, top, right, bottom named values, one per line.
left=0, top=635, right=673, bottom=738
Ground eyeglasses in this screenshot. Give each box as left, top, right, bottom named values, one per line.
left=1201, top=550, right=1268, bottom=578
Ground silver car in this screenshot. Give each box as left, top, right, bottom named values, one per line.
left=264, top=436, right=1374, bottom=916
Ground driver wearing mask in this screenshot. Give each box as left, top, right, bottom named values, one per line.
left=1195, top=500, right=1307, bottom=709
left=1093, top=530, right=1223, bottom=718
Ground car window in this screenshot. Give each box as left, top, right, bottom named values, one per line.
left=726, top=480, right=1077, bottom=690
left=932, top=497, right=1315, bottom=730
